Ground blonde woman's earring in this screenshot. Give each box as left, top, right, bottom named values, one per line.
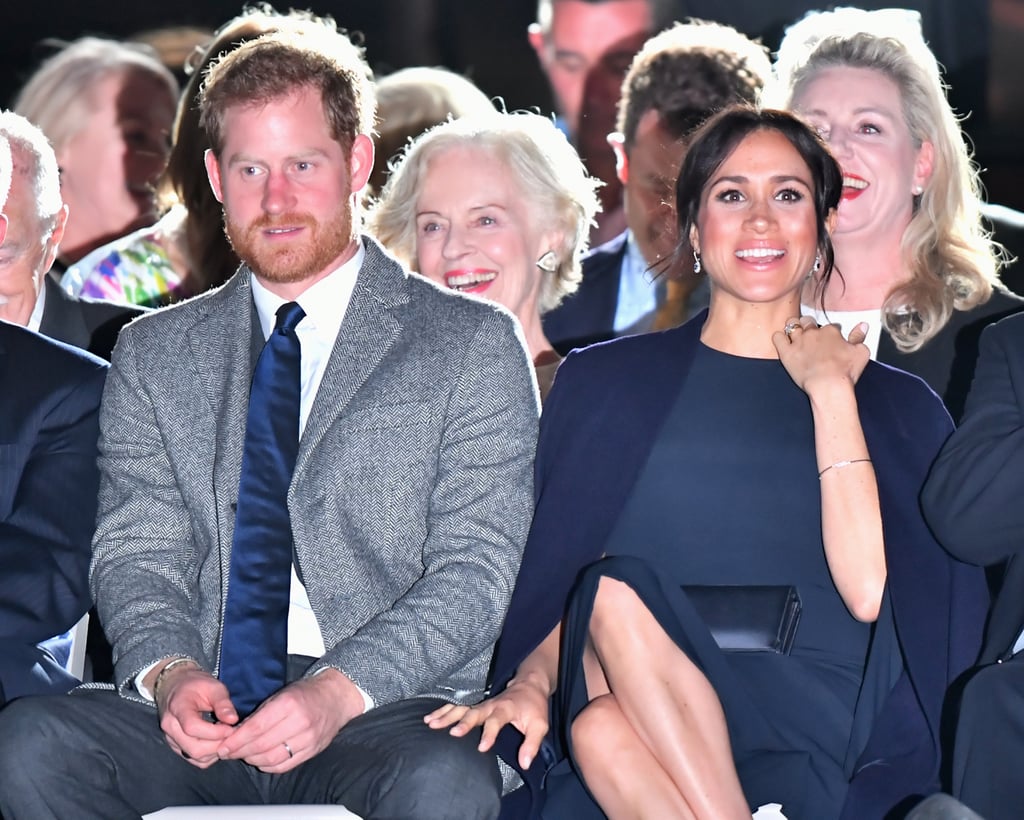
left=536, top=251, right=558, bottom=273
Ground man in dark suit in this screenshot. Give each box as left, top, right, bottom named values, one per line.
left=922, top=311, right=1024, bottom=820
left=0, top=321, right=107, bottom=705
left=0, top=111, right=142, bottom=362
left=0, top=20, right=536, bottom=820
left=542, top=22, right=769, bottom=354
left=0, top=111, right=142, bottom=684
left=0, top=125, right=108, bottom=706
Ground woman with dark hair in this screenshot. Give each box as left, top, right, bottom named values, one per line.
left=427, top=106, right=986, bottom=818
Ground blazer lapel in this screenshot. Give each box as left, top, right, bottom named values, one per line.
left=295, top=239, right=406, bottom=478
left=38, top=275, right=90, bottom=349
left=186, top=272, right=254, bottom=519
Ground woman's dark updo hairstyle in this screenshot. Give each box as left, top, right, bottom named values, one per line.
left=676, top=104, right=843, bottom=283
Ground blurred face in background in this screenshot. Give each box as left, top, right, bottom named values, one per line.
left=56, top=68, right=176, bottom=262
left=530, top=0, right=652, bottom=138
left=614, top=109, right=688, bottom=273
left=530, top=0, right=652, bottom=225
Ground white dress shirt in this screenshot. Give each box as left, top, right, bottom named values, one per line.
left=27, top=282, right=45, bottom=332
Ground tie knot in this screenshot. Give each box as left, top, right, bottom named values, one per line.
left=275, top=302, right=305, bottom=335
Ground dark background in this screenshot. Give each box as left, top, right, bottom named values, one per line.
left=1, top=0, right=1021, bottom=207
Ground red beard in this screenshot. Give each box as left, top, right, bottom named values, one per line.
left=225, top=204, right=353, bottom=284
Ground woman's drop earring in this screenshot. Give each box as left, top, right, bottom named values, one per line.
left=693, top=251, right=702, bottom=274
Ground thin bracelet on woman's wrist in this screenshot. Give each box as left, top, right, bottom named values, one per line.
left=818, top=458, right=872, bottom=479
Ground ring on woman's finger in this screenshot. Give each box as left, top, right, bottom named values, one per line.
left=283, top=741, right=294, bottom=759
left=784, top=320, right=802, bottom=339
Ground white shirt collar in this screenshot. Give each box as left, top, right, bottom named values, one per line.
left=27, top=278, right=46, bottom=332
left=250, top=241, right=365, bottom=343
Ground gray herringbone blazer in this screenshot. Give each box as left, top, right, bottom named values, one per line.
left=91, top=236, right=539, bottom=707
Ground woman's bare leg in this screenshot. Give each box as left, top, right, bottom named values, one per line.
left=576, top=576, right=750, bottom=820
left=573, top=693, right=697, bottom=819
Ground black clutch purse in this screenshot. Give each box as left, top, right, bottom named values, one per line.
left=681, top=585, right=802, bottom=654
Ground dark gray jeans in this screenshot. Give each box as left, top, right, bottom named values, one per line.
left=0, top=689, right=500, bottom=820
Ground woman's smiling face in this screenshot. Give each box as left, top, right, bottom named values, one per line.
left=791, top=65, right=932, bottom=240
left=691, top=127, right=824, bottom=308
left=413, top=145, right=553, bottom=323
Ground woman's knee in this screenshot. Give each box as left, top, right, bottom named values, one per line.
left=571, top=694, right=626, bottom=773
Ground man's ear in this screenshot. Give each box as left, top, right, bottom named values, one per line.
left=205, top=149, right=224, bottom=203
left=348, top=134, right=374, bottom=195
left=528, top=23, right=547, bottom=64
left=41, top=205, right=69, bottom=273
left=608, top=132, right=628, bottom=186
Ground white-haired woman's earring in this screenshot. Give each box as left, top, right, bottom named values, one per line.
left=913, top=185, right=924, bottom=196
left=693, top=251, right=702, bottom=274
left=536, top=251, right=558, bottom=273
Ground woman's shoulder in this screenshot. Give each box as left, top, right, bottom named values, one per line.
left=559, top=320, right=699, bottom=380
left=860, top=359, right=946, bottom=409
left=858, top=360, right=953, bottom=454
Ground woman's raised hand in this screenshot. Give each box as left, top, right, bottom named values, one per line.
left=424, top=677, right=551, bottom=769
left=773, top=316, right=870, bottom=394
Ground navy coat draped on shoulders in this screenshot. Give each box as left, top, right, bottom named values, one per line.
left=492, top=312, right=987, bottom=819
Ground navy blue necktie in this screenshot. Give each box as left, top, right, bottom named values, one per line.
left=219, top=301, right=305, bottom=716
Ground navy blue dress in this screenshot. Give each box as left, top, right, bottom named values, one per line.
left=547, top=345, right=870, bottom=818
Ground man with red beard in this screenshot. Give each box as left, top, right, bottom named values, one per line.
left=0, top=19, right=537, bottom=820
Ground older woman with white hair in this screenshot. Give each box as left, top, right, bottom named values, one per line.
left=368, top=111, right=600, bottom=399
left=764, top=6, right=1022, bottom=421
left=14, top=37, right=178, bottom=270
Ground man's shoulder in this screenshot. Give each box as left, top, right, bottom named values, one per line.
left=72, top=292, right=147, bottom=327
left=581, top=231, right=629, bottom=277
left=982, top=307, right=1024, bottom=346
left=555, top=321, right=692, bottom=392
left=0, top=320, right=108, bottom=385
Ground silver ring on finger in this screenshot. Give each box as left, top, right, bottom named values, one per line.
left=283, top=741, right=294, bottom=759
left=784, top=320, right=802, bottom=340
